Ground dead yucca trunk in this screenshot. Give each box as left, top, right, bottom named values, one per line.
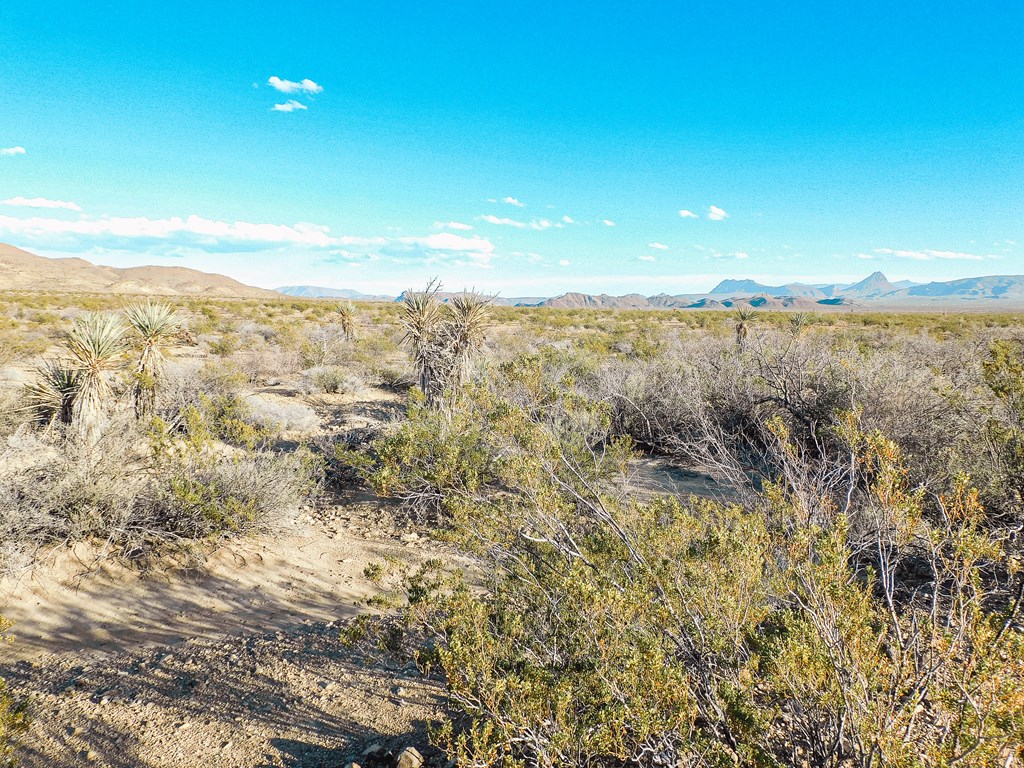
left=337, top=301, right=357, bottom=341
left=124, top=300, right=181, bottom=419
left=734, top=307, right=756, bottom=350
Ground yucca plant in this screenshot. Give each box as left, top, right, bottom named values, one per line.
left=22, top=359, right=82, bottom=425
left=788, top=311, right=813, bottom=334
left=734, top=307, right=757, bottom=350
left=444, top=292, right=493, bottom=389
left=400, top=281, right=445, bottom=402
left=65, top=311, right=127, bottom=438
left=337, top=301, right=357, bottom=341
left=124, top=300, right=181, bottom=418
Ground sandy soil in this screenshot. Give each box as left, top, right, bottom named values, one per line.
left=0, top=506, right=449, bottom=768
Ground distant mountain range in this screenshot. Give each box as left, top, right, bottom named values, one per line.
left=280, top=271, right=1024, bottom=310
left=276, top=285, right=395, bottom=301
left=4, top=245, right=1024, bottom=309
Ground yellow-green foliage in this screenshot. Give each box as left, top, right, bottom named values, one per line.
left=376, top=379, right=1024, bottom=766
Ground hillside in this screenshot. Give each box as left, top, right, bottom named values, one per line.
left=0, top=243, right=278, bottom=298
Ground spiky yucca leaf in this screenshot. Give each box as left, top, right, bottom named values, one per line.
left=400, top=281, right=444, bottom=400
left=445, top=292, right=493, bottom=388
left=22, top=359, right=82, bottom=425
left=789, top=311, right=813, bottom=333
left=125, top=301, right=181, bottom=417
left=65, top=312, right=127, bottom=436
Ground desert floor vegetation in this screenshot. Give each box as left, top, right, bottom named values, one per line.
left=0, top=289, right=1023, bottom=766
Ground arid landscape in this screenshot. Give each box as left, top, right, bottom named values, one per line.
left=3, top=3, right=1022, bottom=764
left=0, top=246, right=1023, bottom=765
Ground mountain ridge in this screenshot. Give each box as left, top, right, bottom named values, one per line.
left=5, top=246, right=1024, bottom=308
left=0, top=243, right=277, bottom=298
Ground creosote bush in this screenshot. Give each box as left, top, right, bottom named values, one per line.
left=366, top=347, right=1024, bottom=768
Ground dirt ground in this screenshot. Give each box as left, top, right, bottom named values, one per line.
left=0, top=505, right=448, bottom=768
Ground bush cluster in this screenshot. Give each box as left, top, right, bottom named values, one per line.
left=369, top=330, right=1024, bottom=767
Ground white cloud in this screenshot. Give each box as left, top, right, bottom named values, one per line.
left=601, top=219, right=616, bottom=227
left=0, top=147, right=26, bottom=156
left=481, top=214, right=526, bottom=228
left=2, top=196, right=81, bottom=211
left=272, top=100, right=308, bottom=112
left=561, top=215, right=575, bottom=224
left=558, top=259, right=570, bottom=266
left=268, top=76, right=323, bottom=94
left=707, top=205, right=729, bottom=221
left=678, top=209, right=698, bottom=219
left=638, top=254, right=656, bottom=262
left=733, top=251, right=749, bottom=259
left=873, top=247, right=987, bottom=261
left=433, top=221, right=474, bottom=231
left=480, top=215, right=566, bottom=230
left=0, top=212, right=496, bottom=267
left=501, top=196, right=525, bottom=207
left=648, top=242, right=669, bottom=250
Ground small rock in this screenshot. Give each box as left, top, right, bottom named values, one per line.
left=396, top=746, right=424, bottom=768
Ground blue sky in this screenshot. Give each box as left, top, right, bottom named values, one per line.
left=1, top=1, right=1022, bottom=295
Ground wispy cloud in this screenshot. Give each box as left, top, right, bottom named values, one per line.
left=638, top=254, right=656, bottom=262
left=561, top=215, right=575, bottom=224
left=601, top=219, right=616, bottom=227
left=0, top=147, right=26, bottom=156
left=648, top=242, right=669, bottom=250
left=268, top=76, right=323, bottom=94
left=480, top=215, right=566, bottom=231
left=707, top=205, right=729, bottom=221
left=481, top=214, right=526, bottom=228
left=558, top=259, right=570, bottom=266
left=0, top=212, right=496, bottom=267
left=2, top=196, right=81, bottom=211
left=433, top=221, right=474, bottom=231
left=272, top=100, right=308, bottom=112
left=501, top=196, right=525, bottom=207
left=696, top=244, right=747, bottom=259
left=871, top=247, right=989, bottom=261
left=678, top=209, right=698, bottom=219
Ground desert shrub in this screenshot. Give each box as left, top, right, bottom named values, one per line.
left=300, top=366, right=364, bottom=395
left=150, top=450, right=317, bottom=539
left=206, top=335, right=237, bottom=357
left=372, top=364, right=414, bottom=391
left=243, top=394, right=318, bottom=433
left=301, top=324, right=353, bottom=368
left=0, top=411, right=316, bottom=568
left=390, top=403, right=1024, bottom=767
left=230, top=343, right=301, bottom=384
left=0, top=419, right=152, bottom=562
left=371, top=355, right=622, bottom=518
